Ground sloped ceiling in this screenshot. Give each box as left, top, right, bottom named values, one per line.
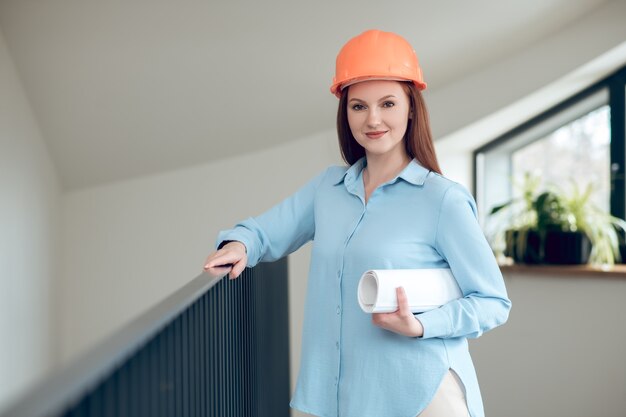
left=0, top=0, right=615, bottom=189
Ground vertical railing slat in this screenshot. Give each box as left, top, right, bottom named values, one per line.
left=174, top=318, right=182, bottom=416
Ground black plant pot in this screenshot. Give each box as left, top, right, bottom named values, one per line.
left=544, top=230, right=591, bottom=264
left=505, top=229, right=591, bottom=265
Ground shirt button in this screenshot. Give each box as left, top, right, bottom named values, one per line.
left=337, top=271, right=341, bottom=279
left=336, top=306, right=341, bottom=315
left=335, top=341, right=340, bottom=349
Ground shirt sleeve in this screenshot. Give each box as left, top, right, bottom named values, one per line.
left=215, top=168, right=329, bottom=267
left=416, top=183, right=512, bottom=339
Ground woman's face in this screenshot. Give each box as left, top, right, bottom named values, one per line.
left=346, top=80, right=411, bottom=161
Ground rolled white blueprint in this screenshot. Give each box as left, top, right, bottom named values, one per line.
left=357, top=269, right=463, bottom=313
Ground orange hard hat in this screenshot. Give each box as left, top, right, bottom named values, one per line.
left=330, top=29, right=427, bottom=98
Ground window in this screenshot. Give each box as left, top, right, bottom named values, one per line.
left=474, top=66, right=626, bottom=251
left=511, top=105, right=610, bottom=212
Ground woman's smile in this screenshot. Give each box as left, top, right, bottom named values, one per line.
left=365, top=130, right=388, bottom=139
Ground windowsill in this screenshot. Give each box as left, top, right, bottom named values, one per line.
left=499, top=263, right=626, bottom=278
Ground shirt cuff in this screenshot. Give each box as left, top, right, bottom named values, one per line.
left=415, top=307, right=452, bottom=339
left=217, top=240, right=247, bottom=253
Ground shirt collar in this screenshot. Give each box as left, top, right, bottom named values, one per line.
left=333, top=157, right=431, bottom=187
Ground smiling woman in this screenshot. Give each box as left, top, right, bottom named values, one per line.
left=204, top=29, right=510, bottom=417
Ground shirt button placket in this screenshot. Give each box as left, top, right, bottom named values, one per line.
left=335, top=267, right=343, bottom=406
left=335, top=178, right=367, bottom=415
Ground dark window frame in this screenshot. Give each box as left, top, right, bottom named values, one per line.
left=473, top=65, right=626, bottom=220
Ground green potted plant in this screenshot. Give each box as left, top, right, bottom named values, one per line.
left=487, top=173, right=626, bottom=267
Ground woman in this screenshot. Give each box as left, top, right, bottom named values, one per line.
left=204, top=29, right=511, bottom=417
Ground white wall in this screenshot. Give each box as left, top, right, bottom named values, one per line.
left=472, top=272, right=626, bottom=417
left=0, top=30, right=60, bottom=410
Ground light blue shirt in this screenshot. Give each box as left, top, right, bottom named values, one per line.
left=216, top=157, right=511, bottom=417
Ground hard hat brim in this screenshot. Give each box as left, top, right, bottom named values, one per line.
left=330, top=76, right=427, bottom=98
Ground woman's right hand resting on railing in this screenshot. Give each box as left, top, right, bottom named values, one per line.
left=203, top=241, right=248, bottom=280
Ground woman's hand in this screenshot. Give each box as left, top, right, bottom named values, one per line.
left=203, top=241, right=248, bottom=280
left=372, top=287, right=424, bottom=338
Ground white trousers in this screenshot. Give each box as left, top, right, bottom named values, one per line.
left=417, top=370, right=470, bottom=417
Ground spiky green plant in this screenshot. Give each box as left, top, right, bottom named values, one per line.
left=558, top=181, right=626, bottom=266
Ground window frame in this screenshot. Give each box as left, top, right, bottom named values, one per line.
left=473, top=65, right=626, bottom=221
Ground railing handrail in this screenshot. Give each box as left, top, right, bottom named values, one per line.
left=0, top=272, right=225, bottom=417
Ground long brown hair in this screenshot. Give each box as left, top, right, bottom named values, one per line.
left=336, top=82, right=442, bottom=175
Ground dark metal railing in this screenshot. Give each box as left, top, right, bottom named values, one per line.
left=0, top=259, right=290, bottom=417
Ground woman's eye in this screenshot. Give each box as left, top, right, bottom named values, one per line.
left=351, top=104, right=366, bottom=111
left=382, top=101, right=395, bottom=108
